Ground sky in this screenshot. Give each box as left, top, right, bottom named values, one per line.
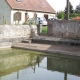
left=46, top=0, right=80, bottom=12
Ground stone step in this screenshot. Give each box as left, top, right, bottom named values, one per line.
left=0, top=42, right=12, bottom=48
left=32, top=36, right=80, bottom=46
left=22, top=39, right=32, bottom=43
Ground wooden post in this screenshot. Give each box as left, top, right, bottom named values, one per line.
left=66, top=0, right=69, bottom=20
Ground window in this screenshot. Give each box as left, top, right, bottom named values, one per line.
left=14, top=12, right=21, bottom=21
left=16, top=0, right=21, bottom=2
left=40, top=1, right=46, bottom=6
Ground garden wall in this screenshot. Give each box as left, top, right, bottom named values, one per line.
left=0, top=25, right=37, bottom=48
left=48, top=20, right=80, bottom=39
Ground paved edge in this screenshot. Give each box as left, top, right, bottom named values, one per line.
left=12, top=45, right=80, bottom=59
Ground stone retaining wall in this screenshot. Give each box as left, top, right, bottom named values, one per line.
left=48, top=20, right=80, bottom=39
left=0, top=25, right=37, bottom=48
left=0, top=25, right=37, bottom=38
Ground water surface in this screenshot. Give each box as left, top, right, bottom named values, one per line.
left=0, top=49, right=80, bottom=80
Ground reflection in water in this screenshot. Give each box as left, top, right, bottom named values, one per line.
left=0, top=49, right=41, bottom=78
left=0, top=49, right=80, bottom=80
left=47, top=57, right=80, bottom=75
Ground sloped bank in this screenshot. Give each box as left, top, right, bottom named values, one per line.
left=0, top=25, right=37, bottom=48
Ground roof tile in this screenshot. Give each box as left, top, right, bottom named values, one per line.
left=6, top=0, right=56, bottom=13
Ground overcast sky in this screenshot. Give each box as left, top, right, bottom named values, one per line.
left=46, top=0, right=80, bottom=12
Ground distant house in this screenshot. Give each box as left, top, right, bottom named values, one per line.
left=0, top=0, right=56, bottom=24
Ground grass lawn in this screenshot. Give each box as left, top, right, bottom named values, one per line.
left=42, top=26, right=48, bottom=33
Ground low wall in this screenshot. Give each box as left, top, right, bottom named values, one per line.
left=0, top=25, right=37, bottom=38
left=48, top=20, right=80, bottom=39
left=0, top=25, right=37, bottom=48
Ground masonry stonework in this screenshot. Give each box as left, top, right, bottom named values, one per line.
left=0, top=25, right=37, bottom=48
left=48, top=20, right=80, bottom=39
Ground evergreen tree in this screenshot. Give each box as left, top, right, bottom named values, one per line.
left=75, top=3, right=80, bottom=13
left=64, top=2, right=74, bottom=14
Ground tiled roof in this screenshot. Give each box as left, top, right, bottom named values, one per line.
left=6, top=0, right=56, bottom=13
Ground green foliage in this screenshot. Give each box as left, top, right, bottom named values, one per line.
left=70, top=13, right=80, bottom=19
left=75, top=3, right=80, bottom=13
left=64, top=2, right=74, bottom=14
left=57, top=2, right=80, bottom=20
left=28, top=21, right=35, bottom=25
left=4, top=19, right=7, bottom=24
left=23, top=18, right=36, bottom=25
left=57, top=11, right=65, bottom=19
left=42, top=26, right=47, bottom=33
left=69, top=2, right=74, bottom=13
